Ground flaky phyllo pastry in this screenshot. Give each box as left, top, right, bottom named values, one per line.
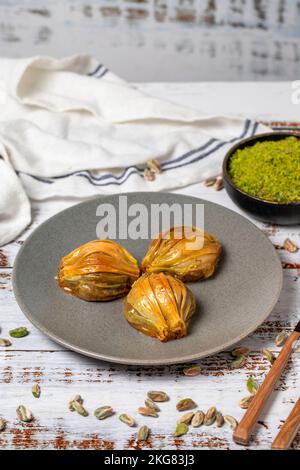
left=141, top=226, right=221, bottom=282
left=57, top=240, right=140, bottom=301
left=124, top=272, right=196, bottom=342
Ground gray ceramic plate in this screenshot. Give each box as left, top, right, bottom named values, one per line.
left=13, top=192, right=282, bottom=365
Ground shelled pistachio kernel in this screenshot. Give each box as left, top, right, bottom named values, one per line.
left=147, top=391, right=169, bottom=402
left=0, top=338, right=12, bottom=347
left=247, top=376, right=259, bottom=395
left=9, top=327, right=29, bottom=338
left=145, top=398, right=160, bottom=412
left=224, top=415, right=238, bottom=430
left=68, top=394, right=83, bottom=412
left=216, top=412, right=224, bottom=427
left=138, top=407, right=158, bottom=418
left=176, top=398, right=197, bottom=412
left=32, top=383, right=41, bottom=398
left=231, top=355, right=247, bottom=369
left=183, top=366, right=202, bottom=377
left=16, top=405, right=33, bottom=422
left=0, top=418, right=6, bottom=432
left=204, top=406, right=216, bottom=426
left=137, top=425, right=149, bottom=441
left=262, top=348, right=275, bottom=364
left=175, top=423, right=189, bottom=437
left=177, top=412, right=194, bottom=425
left=119, top=413, right=135, bottom=427
left=239, top=396, right=253, bottom=409
left=72, top=400, right=89, bottom=417
left=191, top=410, right=205, bottom=428
left=94, top=406, right=113, bottom=420
left=275, top=331, right=288, bottom=347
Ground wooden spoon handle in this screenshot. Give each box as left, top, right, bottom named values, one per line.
left=271, top=399, right=300, bottom=450
left=233, top=331, right=300, bottom=446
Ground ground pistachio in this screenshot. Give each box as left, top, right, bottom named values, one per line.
left=72, top=400, right=89, bottom=417
left=231, top=347, right=250, bottom=358
left=204, top=406, right=216, bottom=426
left=16, top=405, right=33, bottom=422
left=247, top=376, right=259, bottom=395
left=216, top=412, right=224, bottom=427
left=147, top=391, right=169, bottom=402
left=94, top=406, right=113, bottom=420
left=262, top=348, right=275, bottom=364
left=191, top=410, right=205, bottom=428
left=138, top=406, right=158, bottom=418
left=177, top=412, right=194, bottom=425
left=175, top=423, right=189, bottom=437
left=183, top=366, right=202, bottom=377
left=224, top=415, right=238, bottom=430
left=239, top=396, right=253, bottom=409
left=0, top=418, right=6, bottom=432
left=231, top=355, right=247, bottom=369
left=137, top=425, right=149, bottom=441
left=0, top=338, right=12, bottom=347
left=32, top=383, right=41, bottom=398
left=119, top=413, right=135, bottom=427
left=145, top=398, right=160, bottom=412
left=275, top=331, right=288, bottom=347
left=9, top=327, right=29, bottom=338
left=176, top=398, right=197, bottom=412
left=68, top=394, right=83, bottom=412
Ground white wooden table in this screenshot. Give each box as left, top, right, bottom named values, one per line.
left=0, top=83, right=299, bottom=450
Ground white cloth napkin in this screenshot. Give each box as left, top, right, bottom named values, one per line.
left=0, top=55, right=269, bottom=246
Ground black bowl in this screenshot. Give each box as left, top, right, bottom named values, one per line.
left=223, top=132, right=300, bottom=225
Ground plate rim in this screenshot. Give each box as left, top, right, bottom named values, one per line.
left=12, top=192, right=283, bottom=365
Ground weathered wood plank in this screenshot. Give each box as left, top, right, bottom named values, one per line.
left=0, top=267, right=299, bottom=352
left=0, top=349, right=299, bottom=450
left=1, top=189, right=300, bottom=269
left=0, top=1, right=299, bottom=81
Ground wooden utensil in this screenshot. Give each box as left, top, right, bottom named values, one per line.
left=271, top=399, right=300, bottom=450
left=233, top=321, right=300, bottom=446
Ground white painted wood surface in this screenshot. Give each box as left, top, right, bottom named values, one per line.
left=0, top=0, right=299, bottom=81
left=0, top=82, right=299, bottom=450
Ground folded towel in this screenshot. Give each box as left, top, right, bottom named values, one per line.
left=0, top=55, right=268, bottom=246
